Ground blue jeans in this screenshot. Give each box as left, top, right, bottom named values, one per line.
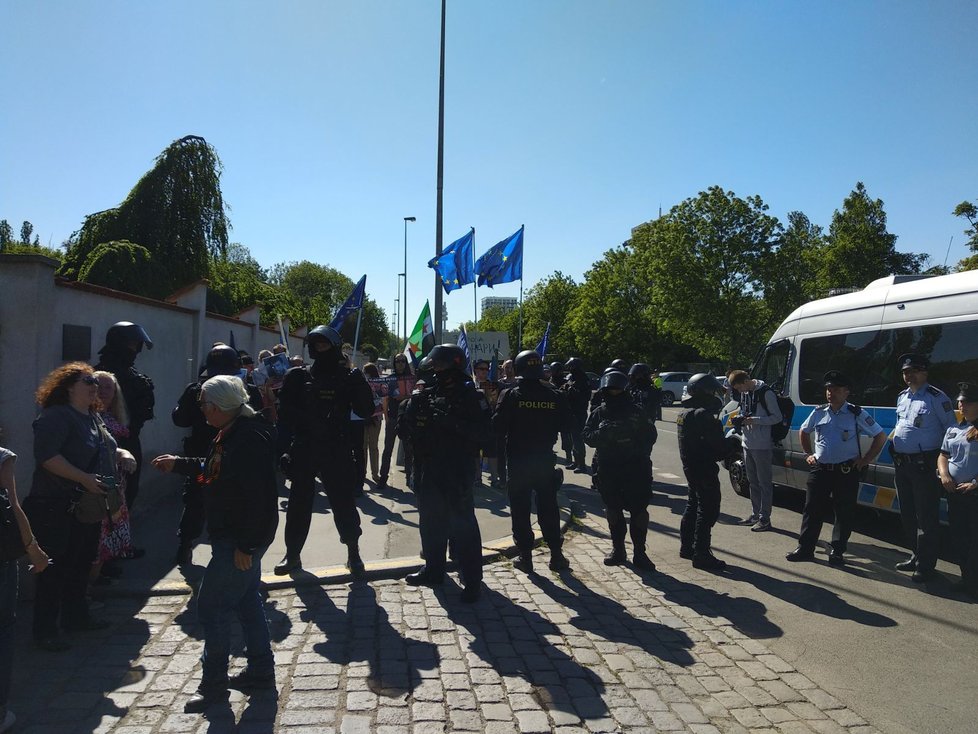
left=0, top=560, right=17, bottom=710
left=196, top=540, right=272, bottom=690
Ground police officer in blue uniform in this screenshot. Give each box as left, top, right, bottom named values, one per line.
left=400, top=345, right=491, bottom=603
left=938, top=382, right=978, bottom=598
left=891, top=353, right=957, bottom=582
left=787, top=371, right=886, bottom=566
left=494, top=350, right=573, bottom=573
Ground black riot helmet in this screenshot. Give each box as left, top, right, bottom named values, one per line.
left=549, top=361, right=565, bottom=374
left=205, top=345, right=242, bottom=377
left=628, top=362, right=651, bottom=380
left=305, top=324, right=342, bottom=359
left=565, top=357, right=584, bottom=373
left=686, top=373, right=722, bottom=397
left=515, top=350, right=545, bottom=380
left=609, top=359, right=628, bottom=372
left=420, top=344, right=468, bottom=374
left=104, top=321, right=153, bottom=352
left=602, top=366, right=624, bottom=376
left=600, top=370, right=629, bottom=392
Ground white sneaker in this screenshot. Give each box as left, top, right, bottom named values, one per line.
left=0, top=709, right=16, bottom=733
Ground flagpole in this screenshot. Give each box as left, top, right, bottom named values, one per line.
left=352, top=307, right=364, bottom=358
left=472, top=227, right=477, bottom=327
left=518, top=223, right=524, bottom=349
left=433, top=0, right=447, bottom=343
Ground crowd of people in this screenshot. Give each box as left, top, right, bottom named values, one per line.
left=0, top=319, right=976, bottom=721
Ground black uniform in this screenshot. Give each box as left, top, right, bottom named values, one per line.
left=172, top=378, right=263, bottom=550
left=583, top=391, right=655, bottom=561
left=277, top=356, right=373, bottom=559
left=95, top=348, right=154, bottom=508
left=676, top=393, right=729, bottom=559
left=401, top=370, right=491, bottom=585
left=628, top=378, right=660, bottom=481
left=493, top=379, right=573, bottom=556
left=564, top=369, right=591, bottom=469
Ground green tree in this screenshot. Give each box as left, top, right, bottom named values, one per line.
left=0, top=220, right=11, bottom=247
left=19, top=221, right=33, bottom=245
left=632, top=187, right=782, bottom=367
left=520, top=272, right=580, bottom=359
left=818, top=182, right=928, bottom=291
left=953, top=199, right=978, bottom=271
left=761, top=211, right=825, bottom=324
left=77, top=240, right=155, bottom=291
left=206, top=243, right=272, bottom=316
left=477, top=305, right=521, bottom=357
left=59, top=135, right=230, bottom=298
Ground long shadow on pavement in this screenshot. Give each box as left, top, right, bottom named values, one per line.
left=442, top=584, right=609, bottom=724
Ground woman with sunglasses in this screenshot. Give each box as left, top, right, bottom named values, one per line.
left=938, top=382, right=978, bottom=598
left=25, top=363, right=135, bottom=651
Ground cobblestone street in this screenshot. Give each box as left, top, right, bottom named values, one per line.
left=9, top=509, right=882, bottom=733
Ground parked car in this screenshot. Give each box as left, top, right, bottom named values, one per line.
left=658, top=371, right=693, bottom=406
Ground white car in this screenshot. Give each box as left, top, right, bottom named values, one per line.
left=658, top=371, right=693, bottom=406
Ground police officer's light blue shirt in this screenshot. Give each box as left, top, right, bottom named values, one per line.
left=893, top=383, right=957, bottom=453
left=800, top=403, right=883, bottom=464
left=940, top=422, right=978, bottom=484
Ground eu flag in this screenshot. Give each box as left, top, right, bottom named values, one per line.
left=474, top=226, right=523, bottom=288
left=428, top=229, right=475, bottom=294
left=329, top=275, right=367, bottom=331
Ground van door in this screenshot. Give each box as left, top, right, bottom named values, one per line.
left=751, top=339, right=792, bottom=487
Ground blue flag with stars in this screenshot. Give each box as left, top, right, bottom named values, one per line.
left=474, top=226, right=523, bottom=288
left=428, top=229, right=475, bottom=294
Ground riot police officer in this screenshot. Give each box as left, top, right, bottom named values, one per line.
left=891, top=353, right=957, bottom=582
left=400, top=345, right=491, bottom=602
left=274, top=326, right=373, bottom=577
left=95, top=321, right=155, bottom=510
left=564, top=357, right=591, bottom=473
left=627, top=362, right=661, bottom=478
left=494, top=350, right=573, bottom=573
left=549, top=362, right=567, bottom=388
left=786, top=371, right=885, bottom=566
left=677, top=373, right=735, bottom=570
left=172, top=345, right=263, bottom=564
left=584, top=371, right=657, bottom=570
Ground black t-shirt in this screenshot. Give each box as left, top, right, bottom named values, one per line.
left=33, top=405, right=117, bottom=477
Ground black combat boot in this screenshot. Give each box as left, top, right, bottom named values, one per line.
left=513, top=550, right=534, bottom=574
left=346, top=544, right=366, bottom=578
left=604, top=540, right=627, bottom=566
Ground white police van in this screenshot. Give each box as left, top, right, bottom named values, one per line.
left=726, top=270, right=978, bottom=522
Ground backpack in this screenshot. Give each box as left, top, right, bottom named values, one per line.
left=757, top=385, right=795, bottom=442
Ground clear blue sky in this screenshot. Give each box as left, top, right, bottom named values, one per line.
left=3, top=1, right=976, bottom=339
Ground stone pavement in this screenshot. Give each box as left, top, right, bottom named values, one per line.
left=9, top=508, right=881, bottom=734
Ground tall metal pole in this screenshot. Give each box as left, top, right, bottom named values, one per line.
left=434, top=0, right=446, bottom=343
left=395, top=276, right=401, bottom=344
left=403, top=217, right=415, bottom=344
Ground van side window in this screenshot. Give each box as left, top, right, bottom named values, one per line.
left=798, top=320, right=978, bottom=407
left=754, top=339, right=790, bottom=392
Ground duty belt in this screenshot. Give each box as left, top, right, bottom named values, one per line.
left=816, top=460, right=856, bottom=473
left=892, top=449, right=940, bottom=467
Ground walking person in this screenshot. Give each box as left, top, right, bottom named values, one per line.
left=361, top=363, right=386, bottom=486
left=939, top=382, right=978, bottom=598
left=786, top=371, right=886, bottom=566
left=727, top=369, right=782, bottom=532
left=891, top=354, right=957, bottom=583
left=152, top=375, right=279, bottom=713
left=494, top=350, right=573, bottom=573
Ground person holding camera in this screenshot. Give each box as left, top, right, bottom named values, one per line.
left=727, top=370, right=782, bottom=532
left=786, top=371, right=885, bottom=566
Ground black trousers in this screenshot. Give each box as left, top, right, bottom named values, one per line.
left=680, top=466, right=721, bottom=555
left=379, top=418, right=413, bottom=482
left=948, top=491, right=978, bottom=591
left=415, top=461, right=482, bottom=584
left=798, top=467, right=860, bottom=553
left=25, top=496, right=100, bottom=639
left=508, top=462, right=562, bottom=553
left=599, top=464, right=651, bottom=554
left=119, top=433, right=142, bottom=509
left=895, top=456, right=942, bottom=571
left=284, top=453, right=362, bottom=556
left=178, top=477, right=205, bottom=545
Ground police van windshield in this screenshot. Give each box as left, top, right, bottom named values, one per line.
left=797, top=320, right=978, bottom=407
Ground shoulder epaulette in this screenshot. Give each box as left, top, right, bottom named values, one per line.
left=926, top=385, right=944, bottom=397
left=817, top=403, right=829, bottom=410
left=847, top=403, right=863, bottom=416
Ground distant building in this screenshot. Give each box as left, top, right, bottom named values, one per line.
left=481, top=296, right=518, bottom=318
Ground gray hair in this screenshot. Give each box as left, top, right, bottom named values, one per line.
left=201, top=375, right=256, bottom=418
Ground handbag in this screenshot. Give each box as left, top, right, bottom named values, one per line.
left=0, top=488, right=26, bottom=561
left=72, top=418, right=123, bottom=523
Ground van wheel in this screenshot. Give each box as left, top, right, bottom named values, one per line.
left=661, top=391, right=675, bottom=406
left=728, top=458, right=750, bottom=497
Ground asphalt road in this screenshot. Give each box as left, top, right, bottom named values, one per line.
left=639, top=407, right=977, bottom=734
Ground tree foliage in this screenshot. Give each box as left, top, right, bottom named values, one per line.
left=954, top=199, right=978, bottom=271
left=77, top=240, right=155, bottom=292
left=520, top=272, right=579, bottom=359
left=0, top=218, right=62, bottom=260
left=59, top=135, right=230, bottom=298
left=0, top=220, right=12, bottom=247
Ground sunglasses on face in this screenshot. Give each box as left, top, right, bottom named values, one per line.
left=79, top=375, right=99, bottom=386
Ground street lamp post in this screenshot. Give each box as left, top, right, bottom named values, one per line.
left=403, top=217, right=416, bottom=344
left=397, top=272, right=405, bottom=344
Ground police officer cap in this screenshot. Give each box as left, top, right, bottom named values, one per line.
left=306, top=325, right=342, bottom=348
left=628, top=362, right=651, bottom=379
left=421, top=344, right=467, bottom=373
left=565, top=357, right=584, bottom=372
left=515, top=350, right=545, bottom=380
left=205, top=345, right=242, bottom=377
left=105, top=321, right=153, bottom=350
left=898, top=353, right=929, bottom=371
left=609, top=359, right=628, bottom=372
left=600, top=370, right=629, bottom=391
left=823, top=370, right=851, bottom=387
left=956, top=382, right=978, bottom=403
left=686, top=373, right=722, bottom=396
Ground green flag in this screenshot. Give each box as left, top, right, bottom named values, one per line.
left=405, top=300, right=436, bottom=363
